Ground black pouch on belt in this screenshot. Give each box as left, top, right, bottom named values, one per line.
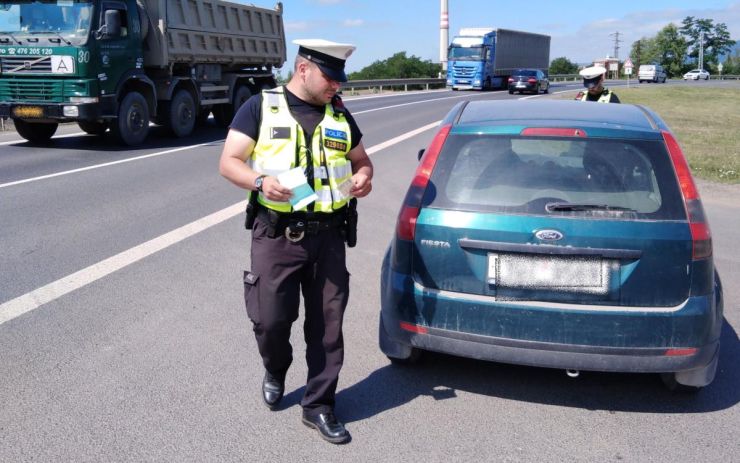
left=345, top=198, right=358, bottom=248
left=244, top=191, right=259, bottom=230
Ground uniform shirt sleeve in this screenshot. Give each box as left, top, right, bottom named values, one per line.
left=229, top=93, right=262, bottom=140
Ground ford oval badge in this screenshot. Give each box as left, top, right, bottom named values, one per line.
left=535, top=229, right=564, bottom=241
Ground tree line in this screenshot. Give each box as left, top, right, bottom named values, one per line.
left=277, top=16, right=735, bottom=81
left=550, top=17, right=736, bottom=77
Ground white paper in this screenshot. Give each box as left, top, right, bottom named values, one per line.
left=277, top=167, right=317, bottom=210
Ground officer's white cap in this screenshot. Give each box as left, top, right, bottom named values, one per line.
left=579, top=66, right=607, bottom=89
left=293, top=39, right=356, bottom=82
left=579, top=65, right=607, bottom=79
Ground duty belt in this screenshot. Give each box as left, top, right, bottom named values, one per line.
left=257, top=207, right=347, bottom=242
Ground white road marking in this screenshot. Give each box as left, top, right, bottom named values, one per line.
left=1, top=93, right=491, bottom=188
left=0, top=141, right=222, bottom=189
left=366, top=120, right=441, bottom=154
left=0, top=121, right=442, bottom=325
left=353, top=91, right=500, bottom=115
left=0, top=131, right=87, bottom=146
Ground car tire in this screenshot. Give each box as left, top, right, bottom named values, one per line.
left=544, top=84, right=549, bottom=94
left=508, top=89, right=514, bottom=94
left=660, top=373, right=702, bottom=393
left=379, top=314, right=422, bottom=365
left=388, top=349, right=422, bottom=366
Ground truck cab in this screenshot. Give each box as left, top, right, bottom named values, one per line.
left=446, top=28, right=496, bottom=90
left=1, top=0, right=285, bottom=145
left=0, top=0, right=149, bottom=143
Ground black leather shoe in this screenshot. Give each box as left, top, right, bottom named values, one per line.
left=301, top=411, right=350, bottom=444
left=262, top=372, right=284, bottom=410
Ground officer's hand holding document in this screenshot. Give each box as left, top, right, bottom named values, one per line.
left=277, top=167, right=318, bottom=210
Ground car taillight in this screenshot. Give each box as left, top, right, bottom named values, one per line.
left=662, top=130, right=712, bottom=259
left=396, top=124, right=451, bottom=241
left=507, top=77, right=514, bottom=83
left=528, top=78, right=537, bottom=84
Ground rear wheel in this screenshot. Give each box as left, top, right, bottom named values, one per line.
left=379, top=314, right=422, bottom=365
left=660, top=373, right=701, bottom=393
left=77, top=120, right=108, bottom=135
left=195, top=108, right=211, bottom=127
left=214, top=85, right=251, bottom=127
left=14, top=119, right=58, bottom=143
left=164, top=89, right=196, bottom=138
left=111, top=91, right=150, bottom=146
left=388, top=348, right=422, bottom=365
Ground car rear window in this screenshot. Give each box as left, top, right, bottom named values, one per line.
left=514, top=70, right=537, bottom=76
left=425, top=134, right=686, bottom=220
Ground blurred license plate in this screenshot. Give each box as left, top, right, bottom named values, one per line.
left=487, top=253, right=610, bottom=294
left=516, top=83, right=526, bottom=88
left=13, top=106, right=43, bottom=118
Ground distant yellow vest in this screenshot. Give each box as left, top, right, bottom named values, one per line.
left=577, top=89, right=614, bottom=103
left=250, top=86, right=353, bottom=213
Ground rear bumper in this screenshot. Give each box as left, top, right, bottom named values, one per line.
left=381, top=310, right=719, bottom=374
left=508, top=83, right=537, bottom=92
left=380, top=269, right=721, bottom=376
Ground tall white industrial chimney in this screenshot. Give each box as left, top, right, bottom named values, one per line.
left=440, top=0, right=449, bottom=72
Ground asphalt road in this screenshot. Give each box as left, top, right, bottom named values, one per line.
left=1, top=82, right=739, bottom=461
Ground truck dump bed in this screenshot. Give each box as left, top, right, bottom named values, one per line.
left=492, top=29, right=550, bottom=75
left=142, top=0, right=286, bottom=69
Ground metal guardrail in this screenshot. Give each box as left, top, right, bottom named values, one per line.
left=341, top=78, right=446, bottom=93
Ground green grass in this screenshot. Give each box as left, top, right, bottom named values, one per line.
left=560, top=86, right=740, bottom=183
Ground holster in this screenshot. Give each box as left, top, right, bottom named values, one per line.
left=244, top=191, right=259, bottom=230
left=345, top=198, right=358, bottom=248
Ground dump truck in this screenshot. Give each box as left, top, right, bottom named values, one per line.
left=446, top=28, right=550, bottom=90
left=0, top=0, right=286, bottom=145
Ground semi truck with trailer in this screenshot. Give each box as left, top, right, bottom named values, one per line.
left=446, top=28, right=550, bottom=90
left=0, top=0, right=286, bottom=145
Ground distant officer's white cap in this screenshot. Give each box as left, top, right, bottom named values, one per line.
left=579, top=66, right=607, bottom=88
left=293, top=39, right=356, bottom=83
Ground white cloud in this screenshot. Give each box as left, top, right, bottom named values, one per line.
left=343, top=19, right=364, bottom=27
left=552, top=3, right=740, bottom=63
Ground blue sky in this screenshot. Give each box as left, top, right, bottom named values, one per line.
left=270, top=0, right=740, bottom=73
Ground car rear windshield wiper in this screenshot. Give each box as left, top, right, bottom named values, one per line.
left=546, top=202, right=637, bottom=212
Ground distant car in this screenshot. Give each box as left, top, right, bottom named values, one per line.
left=508, top=69, right=549, bottom=95
left=380, top=100, right=723, bottom=392
left=638, top=64, right=667, bottom=83
left=684, top=69, right=710, bottom=80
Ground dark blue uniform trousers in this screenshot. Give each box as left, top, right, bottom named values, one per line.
left=243, top=215, right=350, bottom=417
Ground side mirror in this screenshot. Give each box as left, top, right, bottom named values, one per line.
left=417, top=149, right=425, bottom=161
left=97, top=9, right=121, bottom=38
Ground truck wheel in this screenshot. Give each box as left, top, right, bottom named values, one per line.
left=195, top=109, right=211, bottom=127
left=214, top=85, right=251, bottom=128
left=77, top=120, right=108, bottom=135
left=15, top=119, right=58, bottom=143
left=111, top=91, right=150, bottom=146
left=165, top=89, right=196, bottom=138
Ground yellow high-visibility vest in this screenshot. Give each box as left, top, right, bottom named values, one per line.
left=250, top=86, right=353, bottom=213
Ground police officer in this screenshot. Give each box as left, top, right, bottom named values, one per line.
left=575, top=65, right=620, bottom=103
left=219, top=39, right=373, bottom=444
